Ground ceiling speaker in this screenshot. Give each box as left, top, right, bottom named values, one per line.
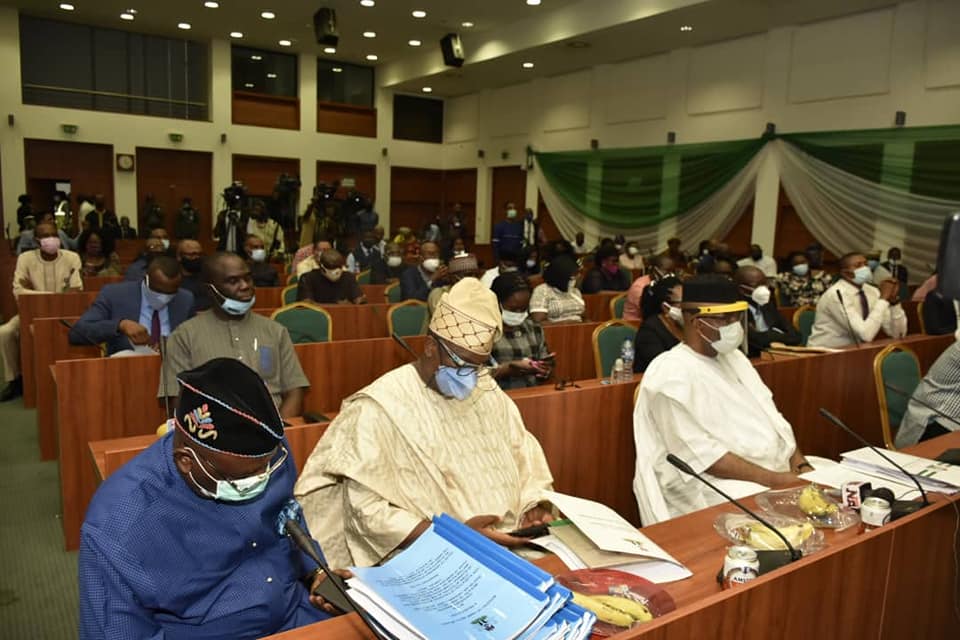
left=440, top=33, right=464, bottom=68
left=313, top=8, right=339, bottom=47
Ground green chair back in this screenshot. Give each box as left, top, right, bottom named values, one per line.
left=357, top=269, right=372, bottom=285
left=611, top=294, right=627, bottom=319
left=874, top=346, right=922, bottom=448
left=388, top=301, right=429, bottom=337
left=385, top=283, right=403, bottom=304
left=592, top=321, right=637, bottom=378
left=286, top=273, right=299, bottom=285
left=797, top=309, right=816, bottom=346
left=270, top=304, right=331, bottom=344
left=282, top=284, right=298, bottom=305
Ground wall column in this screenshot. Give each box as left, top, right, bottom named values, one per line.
left=751, top=144, right=779, bottom=253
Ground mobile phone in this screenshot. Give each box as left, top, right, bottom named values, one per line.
left=507, top=524, right=550, bottom=538
left=311, top=570, right=355, bottom=613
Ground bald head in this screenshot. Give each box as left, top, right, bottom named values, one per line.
left=319, top=248, right=345, bottom=270
left=734, top=265, right=766, bottom=288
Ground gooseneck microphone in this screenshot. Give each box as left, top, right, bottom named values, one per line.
left=817, top=408, right=930, bottom=517
left=883, top=382, right=960, bottom=431
left=836, top=290, right=862, bottom=348
left=666, top=453, right=801, bottom=569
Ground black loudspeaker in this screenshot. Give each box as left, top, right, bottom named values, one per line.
left=667, top=131, right=676, bottom=144
left=440, top=33, right=465, bottom=67
left=765, top=122, right=776, bottom=136
left=936, top=213, right=960, bottom=299
left=590, top=139, right=599, bottom=150
left=895, top=110, right=906, bottom=126
left=313, top=8, right=339, bottom=47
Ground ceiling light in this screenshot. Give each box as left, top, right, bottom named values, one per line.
left=230, top=31, right=244, bottom=38
left=680, top=25, right=693, bottom=32
left=332, top=67, right=343, bottom=73
left=527, top=0, right=541, bottom=5
left=411, top=10, right=426, bottom=18
left=204, top=1, right=219, bottom=7
left=261, top=11, right=275, bottom=19
left=362, top=31, right=376, bottom=38
left=422, top=87, right=432, bottom=93
left=251, top=54, right=262, bottom=60
left=278, top=39, right=292, bottom=46
left=178, top=22, right=192, bottom=30
left=59, top=3, right=74, bottom=10
left=360, top=0, right=375, bottom=6
left=244, top=83, right=254, bottom=88
left=408, top=39, right=421, bottom=47
left=366, top=54, right=378, bottom=61
left=461, top=21, right=474, bottom=28
left=323, top=47, right=336, bottom=54
left=120, top=12, right=134, bottom=20
left=522, top=62, right=534, bottom=69
left=266, top=73, right=277, bottom=78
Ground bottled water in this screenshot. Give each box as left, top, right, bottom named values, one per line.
left=620, top=339, right=634, bottom=382
left=611, top=358, right=624, bottom=384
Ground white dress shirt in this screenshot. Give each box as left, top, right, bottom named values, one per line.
left=737, top=256, right=778, bottom=277
left=807, top=278, right=908, bottom=348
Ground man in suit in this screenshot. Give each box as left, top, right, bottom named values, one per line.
left=399, top=241, right=443, bottom=302
left=734, top=266, right=801, bottom=356
left=70, top=256, right=194, bottom=355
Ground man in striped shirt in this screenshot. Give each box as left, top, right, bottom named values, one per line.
left=896, top=342, right=960, bottom=448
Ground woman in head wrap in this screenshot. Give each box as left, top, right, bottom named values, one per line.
left=632, top=276, right=683, bottom=372
left=490, top=273, right=553, bottom=390
left=529, top=254, right=585, bottom=324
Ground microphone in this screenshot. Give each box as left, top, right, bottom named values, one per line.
left=284, top=519, right=386, bottom=639
left=666, top=454, right=801, bottom=569
left=158, top=336, right=171, bottom=420
left=883, top=382, right=960, bottom=431
left=62, top=319, right=101, bottom=350
left=817, top=408, right=929, bottom=518
left=836, top=290, right=862, bottom=348
left=392, top=332, right=419, bottom=360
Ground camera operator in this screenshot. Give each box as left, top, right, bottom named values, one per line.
left=246, top=198, right=285, bottom=258
left=214, top=182, right=248, bottom=254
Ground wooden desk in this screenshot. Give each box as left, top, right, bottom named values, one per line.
left=263, top=431, right=960, bottom=640
left=81, top=275, right=125, bottom=291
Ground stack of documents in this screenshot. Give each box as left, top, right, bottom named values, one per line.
left=839, top=447, right=960, bottom=495
left=347, top=514, right=595, bottom=640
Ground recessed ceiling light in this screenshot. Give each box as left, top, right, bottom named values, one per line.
left=230, top=31, right=244, bottom=38
left=332, top=67, right=343, bottom=73
left=266, top=73, right=277, bottom=79
left=363, top=31, right=376, bottom=38
left=422, top=87, right=432, bottom=93
left=366, top=54, right=378, bottom=61
left=527, top=0, right=541, bottom=5
left=360, top=0, right=375, bottom=6
left=178, top=22, right=191, bottom=30
left=411, top=10, right=426, bottom=18
left=278, top=39, right=292, bottom=46
left=680, top=25, right=693, bottom=32
left=204, top=1, right=219, bottom=7
left=58, top=3, right=74, bottom=10
left=323, top=47, right=336, bottom=54
left=120, top=12, right=134, bottom=20
left=261, top=11, right=275, bottom=19
left=244, top=83, right=254, bottom=88
left=461, top=21, right=474, bottom=28
left=251, top=54, right=262, bottom=60
left=408, top=39, right=421, bottom=47
left=522, top=62, right=534, bottom=69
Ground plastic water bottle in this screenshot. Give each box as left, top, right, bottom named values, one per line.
left=620, top=339, right=634, bottom=382
left=611, top=358, right=624, bottom=385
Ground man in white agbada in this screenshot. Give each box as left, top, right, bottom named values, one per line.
left=633, top=275, right=810, bottom=525
left=295, top=278, right=554, bottom=568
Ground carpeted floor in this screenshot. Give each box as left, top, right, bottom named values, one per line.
left=0, top=395, right=79, bottom=639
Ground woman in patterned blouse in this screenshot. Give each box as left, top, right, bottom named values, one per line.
left=490, top=273, right=553, bottom=390
left=776, top=251, right=834, bottom=307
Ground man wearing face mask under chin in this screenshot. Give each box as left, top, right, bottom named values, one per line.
left=808, top=252, right=907, bottom=349
left=295, top=278, right=555, bottom=569
left=733, top=266, right=801, bottom=357
left=632, top=275, right=810, bottom=524
left=160, top=253, right=310, bottom=418
left=81, top=358, right=341, bottom=640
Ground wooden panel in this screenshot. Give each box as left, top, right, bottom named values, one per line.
left=232, top=91, right=300, bottom=130
left=773, top=186, right=838, bottom=266
left=582, top=293, right=619, bottom=322
left=114, top=240, right=143, bottom=265
left=233, top=154, right=301, bottom=197
left=720, top=199, right=754, bottom=258
left=316, top=161, right=376, bottom=201
left=135, top=147, right=214, bottom=246
left=316, top=101, right=377, bottom=138
left=441, top=168, right=478, bottom=247
left=490, top=166, right=527, bottom=238
left=0, top=246, right=17, bottom=323
left=389, top=167, right=443, bottom=235
left=24, top=139, right=114, bottom=216
left=536, top=191, right=562, bottom=244
left=81, top=275, right=124, bottom=291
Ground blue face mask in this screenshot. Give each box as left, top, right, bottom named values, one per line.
left=867, top=259, right=879, bottom=271
left=435, top=366, right=477, bottom=401
left=185, top=445, right=287, bottom=502
left=852, top=265, right=872, bottom=286
left=211, top=285, right=255, bottom=316
left=143, top=278, right=175, bottom=310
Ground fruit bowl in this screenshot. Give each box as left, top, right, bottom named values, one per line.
left=555, top=568, right=675, bottom=637
left=713, top=512, right=826, bottom=555
left=756, top=484, right=860, bottom=530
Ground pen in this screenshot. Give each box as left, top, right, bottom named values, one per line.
left=253, top=337, right=258, bottom=352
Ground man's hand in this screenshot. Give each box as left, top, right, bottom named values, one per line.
left=308, top=568, right=354, bottom=614
left=464, top=514, right=529, bottom=547
left=18, top=276, right=33, bottom=291
left=508, top=358, right=541, bottom=374
left=118, top=319, right=150, bottom=345
left=879, top=279, right=899, bottom=303
left=520, top=506, right=555, bottom=528
left=768, top=472, right=804, bottom=488
left=430, top=265, right=449, bottom=283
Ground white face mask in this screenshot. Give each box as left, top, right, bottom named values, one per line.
left=750, top=285, right=771, bottom=306
left=422, top=258, right=440, bottom=273
left=161, top=239, right=170, bottom=250
left=387, top=255, right=403, bottom=268
left=501, top=308, right=529, bottom=326
left=665, top=304, right=684, bottom=326
left=250, top=248, right=266, bottom=262
left=323, top=267, right=343, bottom=282
left=525, top=259, right=537, bottom=269
left=792, top=263, right=809, bottom=277
left=852, top=265, right=872, bottom=285
left=627, top=247, right=639, bottom=257
left=699, top=319, right=743, bottom=355
left=506, top=208, right=518, bottom=219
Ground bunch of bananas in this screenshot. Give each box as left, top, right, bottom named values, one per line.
left=734, top=521, right=814, bottom=550
left=572, top=592, right=653, bottom=628
left=797, top=484, right=839, bottom=518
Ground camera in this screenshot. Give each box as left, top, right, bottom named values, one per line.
left=313, top=181, right=339, bottom=201
left=223, top=181, right=246, bottom=209
left=276, top=173, right=301, bottom=194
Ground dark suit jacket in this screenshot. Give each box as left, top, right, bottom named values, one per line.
left=399, top=266, right=431, bottom=302
left=745, top=300, right=801, bottom=356
left=69, top=280, right=194, bottom=355
left=633, top=314, right=680, bottom=372
left=923, top=291, right=957, bottom=335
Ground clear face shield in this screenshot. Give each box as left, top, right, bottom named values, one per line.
left=690, top=300, right=749, bottom=356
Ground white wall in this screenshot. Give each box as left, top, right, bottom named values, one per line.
left=442, top=0, right=960, bottom=252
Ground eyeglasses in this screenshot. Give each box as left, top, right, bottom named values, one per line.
left=432, top=333, right=497, bottom=377
left=199, top=444, right=288, bottom=488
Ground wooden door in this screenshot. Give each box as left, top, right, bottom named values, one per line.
left=536, top=191, right=561, bottom=244
left=135, top=147, right=213, bottom=245
left=232, top=154, right=300, bottom=200
left=441, top=168, right=477, bottom=246
left=720, top=201, right=755, bottom=260
left=316, top=161, right=376, bottom=202
left=490, top=165, right=527, bottom=238
left=773, top=187, right=837, bottom=268
left=389, top=167, right=443, bottom=237
left=24, top=139, right=114, bottom=219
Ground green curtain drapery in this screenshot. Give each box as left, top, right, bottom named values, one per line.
left=534, top=138, right=766, bottom=229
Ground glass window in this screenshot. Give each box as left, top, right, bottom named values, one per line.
left=19, top=15, right=208, bottom=121
left=393, top=94, right=443, bottom=143
left=231, top=46, right=298, bottom=98
left=317, top=60, right=374, bottom=108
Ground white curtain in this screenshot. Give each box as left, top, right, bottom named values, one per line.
left=776, top=139, right=960, bottom=283
left=535, top=145, right=768, bottom=255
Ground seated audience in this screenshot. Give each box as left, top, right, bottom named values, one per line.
left=124, top=238, right=168, bottom=282
left=572, top=231, right=589, bottom=255
left=176, top=239, right=207, bottom=311
left=923, top=290, right=958, bottom=336
left=16, top=211, right=76, bottom=254
left=896, top=342, right=960, bottom=448
left=84, top=194, right=121, bottom=243
left=530, top=254, right=585, bottom=324
left=638, top=255, right=678, bottom=320
left=480, top=248, right=521, bottom=288
left=775, top=251, right=833, bottom=307
left=622, top=270, right=653, bottom=322
left=1, top=221, right=83, bottom=401
left=297, top=249, right=365, bottom=305
left=159, top=252, right=309, bottom=418
left=294, top=278, right=554, bottom=568
left=245, top=234, right=279, bottom=287
left=295, top=238, right=334, bottom=277
left=246, top=199, right=284, bottom=257
left=879, top=246, right=908, bottom=286
left=713, top=257, right=736, bottom=278
left=619, top=241, right=645, bottom=272
left=148, top=226, right=172, bottom=253
left=78, top=229, right=121, bottom=276
left=520, top=245, right=543, bottom=277
left=808, top=252, right=907, bottom=348
left=545, top=238, right=576, bottom=261
left=372, top=242, right=408, bottom=284
left=736, top=244, right=777, bottom=277
left=632, top=277, right=683, bottom=373
left=70, top=256, right=193, bottom=355
left=490, top=274, right=552, bottom=390
left=661, top=237, right=687, bottom=270
left=346, top=230, right=385, bottom=275
left=632, top=275, right=809, bottom=524
left=399, top=241, right=442, bottom=301
left=581, top=244, right=631, bottom=293
left=392, top=226, right=420, bottom=263
left=80, top=358, right=333, bottom=639
left=734, top=266, right=801, bottom=356
left=427, top=253, right=481, bottom=315
left=118, top=215, right=137, bottom=239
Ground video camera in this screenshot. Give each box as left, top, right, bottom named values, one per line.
left=223, top=181, right=247, bottom=209
left=313, top=181, right=340, bottom=202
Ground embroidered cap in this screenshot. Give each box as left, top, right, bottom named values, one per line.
left=174, top=358, right=283, bottom=457
left=428, top=277, right=502, bottom=356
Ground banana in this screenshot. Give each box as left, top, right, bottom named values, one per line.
left=797, top=484, right=839, bottom=518
left=571, top=592, right=636, bottom=628
left=737, top=521, right=814, bottom=550
left=592, top=595, right=654, bottom=622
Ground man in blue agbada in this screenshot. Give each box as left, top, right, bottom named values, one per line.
left=79, top=358, right=338, bottom=640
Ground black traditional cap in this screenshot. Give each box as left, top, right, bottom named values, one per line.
left=681, top=275, right=748, bottom=315
left=174, top=358, right=283, bottom=457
